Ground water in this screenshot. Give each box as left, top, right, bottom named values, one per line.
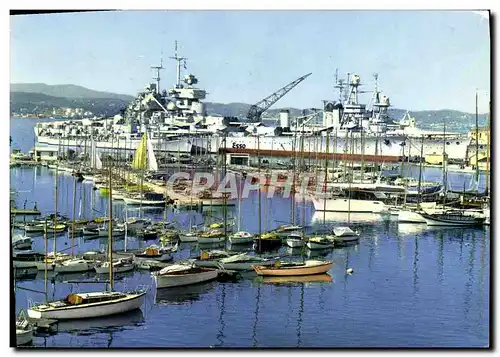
left=10, top=119, right=490, bottom=348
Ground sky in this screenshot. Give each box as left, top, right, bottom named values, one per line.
left=9, top=10, right=490, bottom=113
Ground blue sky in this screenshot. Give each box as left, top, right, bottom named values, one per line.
left=10, top=10, right=490, bottom=113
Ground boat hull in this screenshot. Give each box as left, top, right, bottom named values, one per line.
left=179, top=233, right=199, bottom=242
left=306, top=241, right=334, bottom=250
left=420, top=213, right=485, bottom=226
left=313, top=198, right=389, bottom=213
left=397, top=210, right=426, bottom=223
left=286, top=238, right=304, bottom=248
left=198, top=236, right=225, bottom=244
left=16, top=328, right=33, bottom=346
left=154, top=269, right=218, bottom=288
left=253, top=261, right=333, bottom=276
left=27, top=292, right=146, bottom=320
left=95, top=264, right=135, bottom=274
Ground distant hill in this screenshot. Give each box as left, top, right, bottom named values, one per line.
left=10, top=83, right=134, bottom=101
left=10, top=83, right=487, bottom=133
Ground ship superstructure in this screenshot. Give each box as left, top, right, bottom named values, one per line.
left=33, top=46, right=471, bottom=163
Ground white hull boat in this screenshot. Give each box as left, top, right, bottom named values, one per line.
left=98, top=228, right=125, bottom=237
left=420, top=211, right=486, bottom=226
left=286, top=237, right=304, bottom=248
left=12, top=235, right=33, bottom=250
left=123, top=197, right=166, bottom=206
left=198, top=236, right=225, bottom=244
left=306, top=237, right=335, bottom=250
left=24, top=224, right=45, bottom=233
left=332, top=227, right=359, bottom=237
left=179, top=232, right=200, bottom=243
left=312, top=198, right=389, bottom=213
left=397, top=209, right=427, bottom=223
left=54, top=259, right=94, bottom=273
left=219, top=253, right=275, bottom=271
left=95, top=261, right=135, bottom=274
left=228, top=231, right=254, bottom=244
left=16, top=311, right=33, bottom=346
left=27, top=290, right=146, bottom=320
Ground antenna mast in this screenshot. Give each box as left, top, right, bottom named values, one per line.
left=169, top=41, right=187, bottom=88
left=151, top=56, right=164, bottom=94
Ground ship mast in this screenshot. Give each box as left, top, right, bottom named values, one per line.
left=151, top=57, right=164, bottom=94
left=169, top=41, right=187, bottom=88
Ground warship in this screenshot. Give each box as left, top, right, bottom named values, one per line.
left=33, top=43, right=471, bottom=163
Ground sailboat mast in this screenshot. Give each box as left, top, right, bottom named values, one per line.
left=257, top=135, right=262, bottom=248
left=108, top=165, right=114, bottom=291
left=485, top=100, right=490, bottom=195
left=71, top=177, right=77, bottom=257
left=417, top=135, right=424, bottom=209
left=442, top=117, right=447, bottom=206
left=475, top=90, right=479, bottom=185
left=53, top=163, right=58, bottom=255
left=322, top=132, right=330, bottom=225
left=223, top=133, right=228, bottom=242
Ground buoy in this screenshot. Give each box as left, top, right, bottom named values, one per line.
left=346, top=268, right=354, bottom=274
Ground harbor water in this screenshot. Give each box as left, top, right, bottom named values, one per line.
left=10, top=119, right=490, bottom=348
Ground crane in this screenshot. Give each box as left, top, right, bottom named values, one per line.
left=246, top=73, right=312, bottom=123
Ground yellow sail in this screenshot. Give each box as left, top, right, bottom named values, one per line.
left=132, top=133, right=147, bottom=169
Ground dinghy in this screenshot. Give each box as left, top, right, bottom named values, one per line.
left=95, top=259, right=135, bottom=274
left=306, top=236, right=335, bottom=250
left=16, top=310, right=33, bottom=346
left=332, top=226, right=359, bottom=237
left=154, top=263, right=219, bottom=289
left=218, top=253, right=275, bottom=271
left=228, top=231, right=254, bottom=244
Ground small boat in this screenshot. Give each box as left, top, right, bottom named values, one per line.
left=24, top=223, right=45, bottom=233
left=123, top=194, right=166, bottom=206
left=159, top=230, right=180, bottom=244
left=274, top=224, right=304, bottom=237
left=34, top=252, right=72, bottom=270
left=306, top=236, right=335, bottom=250
left=82, top=224, right=100, bottom=236
left=53, top=258, right=94, bottom=273
left=179, top=231, right=200, bottom=243
left=16, top=310, right=33, bottom=346
left=329, top=234, right=359, bottom=245
left=254, top=232, right=282, bottom=252
left=44, top=224, right=67, bottom=233
left=253, top=260, right=334, bottom=276
left=95, top=259, right=135, bottom=274
left=198, top=229, right=225, bottom=244
left=153, top=263, right=219, bottom=289
left=397, top=209, right=426, bottom=223
left=420, top=210, right=486, bottom=226
left=12, top=251, right=46, bottom=268
left=134, top=244, right=177, bottom=262
left=27, top=289, right=147, bottom=320
left=332, top=226, right=359, bottom=237
left=12, top=234, right=33, bottom=250
left=194, top=250, right=232, bottom=268
left=228, top=231, right=254, bottom=244
left=285, top=231, right=304, bottom=248
left=98, top=226, right=126, bottom=237
left=125, top=218, right=150, bottom=232
left=218, top=253, right=275, bottom=271
left=137, top=227, right=158, bottom=240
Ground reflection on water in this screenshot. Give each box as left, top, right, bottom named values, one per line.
left=155, top=281, right=217, bottom=304
left=56, top=309, right=145, bottom=335
left=258, top=274, right=333, bottom=286
left=397, top=223, right=427, bottom=236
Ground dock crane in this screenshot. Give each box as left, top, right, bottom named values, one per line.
left=246, top=73, right=312, bottom=123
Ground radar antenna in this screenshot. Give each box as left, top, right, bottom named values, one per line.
left=151, top=56, right=164, bottom=94
left=246, top=73, right=312, bottom=123
left=169, top=41, right=187, bottom=88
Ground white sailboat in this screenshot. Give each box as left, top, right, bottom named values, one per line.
left=153, top=263, right=219, bottom=289
left=27, top=166, right=146, bottom=320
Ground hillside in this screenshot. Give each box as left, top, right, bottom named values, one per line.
left=10, top=83, right=134, bottom=101
left=10, top=83, right=488, bottom=132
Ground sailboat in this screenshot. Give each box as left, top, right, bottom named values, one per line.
left=124, top=132, right=164, bottom=205
left=228, top=182, right=254, bottom=244
left=27, top=167, right=147, bottom=320
left=332, top=131, right=361, bottom=241
left=178, top=216, right=201, bottom=243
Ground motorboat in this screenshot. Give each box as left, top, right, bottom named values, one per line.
left=420, top=210, right=486, bottom=226
left=285, top=231, right=304, bottom=248
left=134, top=244, right=177, bottom=262
left=179, top=231, right=200, bottom=243
left=332, top=226, right=360, bottom=237
left=194, top=250, right=232, bottom=268
left=53, top=258, right=94, bottom=273
left=95, top=258, right=135, bottom=274
left=16, top=310, right=33, bottom=346
left=305, top=236, right=335, bottom=250
left=12, top=251, right=46, bottom=268
left=12, top=234, right=33, bottom=250
left=274, top=224, right=303, bottom=237
left=253, top=260, right=334, bottom=276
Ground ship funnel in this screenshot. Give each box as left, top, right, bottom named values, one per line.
left=279, top=110, right=290, bottom=128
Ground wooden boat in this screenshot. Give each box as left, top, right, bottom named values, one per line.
left=228, top=231, right=254, bottom=244
left=27, top=290, right=146, bottom=320
left=420, top=210, right=486, bottom=226
left=253, top=260, right=333, bottom=276
left=254, top=232, right=282, bottom=252
left=16, top=310, right=33, bottom=346
left=24, top=223, right=45, bottom=233
left=153, top=264, right=219, bottom=289
left=218, top=253, right=275, bottom=271
left=95, top=259, right=135, bottom=274
left=198, top=229, right=225, bottom=244
left=306, top=236, right=335, bottom=250
left=332, top=226, right=360, bottom=237
left=134, top=244, right=177, bottom=262
left=44, top=224, right=67, bottom=233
